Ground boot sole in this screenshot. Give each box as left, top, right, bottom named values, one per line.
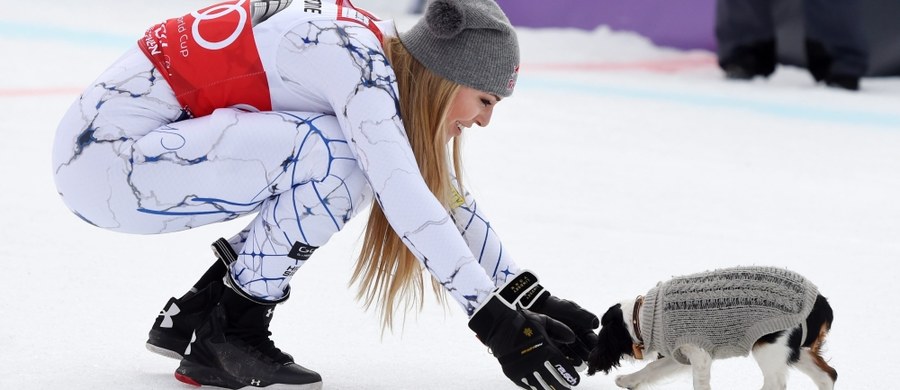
left=146, top=342, right=184, bottom=360
left=146, top=328, right=190, bottom=360
left=176, top=359, right=323, bottom=390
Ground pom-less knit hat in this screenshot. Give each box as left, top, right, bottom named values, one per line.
left=400, top=0, right=520, bottom=97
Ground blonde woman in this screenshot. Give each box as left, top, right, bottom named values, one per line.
left=52, top=0, right=598, bottom=388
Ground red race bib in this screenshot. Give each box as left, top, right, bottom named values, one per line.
left=139, top=0, right=271, bottom=117
left=336, top=0, right=383, bottom=43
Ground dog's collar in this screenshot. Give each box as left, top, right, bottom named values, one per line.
left=632, top=295, right=645, bottom=360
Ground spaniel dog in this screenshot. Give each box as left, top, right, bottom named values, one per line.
left=586, top=266, right=836, bottom=390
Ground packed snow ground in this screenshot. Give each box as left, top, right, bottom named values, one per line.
left=1, top=0, right=898, bottom=389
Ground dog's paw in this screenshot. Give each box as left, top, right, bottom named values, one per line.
left=615, top=374, right=641, bottom=389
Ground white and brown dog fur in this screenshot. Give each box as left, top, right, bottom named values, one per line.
left=586, top=293, right=836, bottom=390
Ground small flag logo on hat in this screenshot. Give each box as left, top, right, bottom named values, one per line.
left=507, top=65, right=520, bottom=92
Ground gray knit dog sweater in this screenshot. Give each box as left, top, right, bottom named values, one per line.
left=640, top=266, right=819, bottom=364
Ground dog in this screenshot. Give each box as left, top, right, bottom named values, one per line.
left=586, top=266, right=836, bottom=390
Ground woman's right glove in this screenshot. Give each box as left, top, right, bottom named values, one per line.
left=469, top=282, right=582, bottom=389
left=514, top=272, right=599, bottom=370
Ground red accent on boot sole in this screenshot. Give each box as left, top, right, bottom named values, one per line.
left=175, top=372, right=202, bottom=387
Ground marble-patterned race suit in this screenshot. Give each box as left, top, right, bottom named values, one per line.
left=51, top=0, right=520, bottom=315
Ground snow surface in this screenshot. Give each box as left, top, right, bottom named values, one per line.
left=1, top=0, right=899, bottom=389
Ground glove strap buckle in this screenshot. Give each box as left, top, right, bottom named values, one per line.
left=496, top=270, right=545, bottom=310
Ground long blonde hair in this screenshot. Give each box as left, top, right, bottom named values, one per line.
left=350, top=37, right=465, bottom=331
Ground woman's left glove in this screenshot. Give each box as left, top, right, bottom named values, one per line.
left=504, top=271, right=600, bottom=370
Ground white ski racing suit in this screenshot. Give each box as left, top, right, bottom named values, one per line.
left=52, top=0, right=521, bottom=315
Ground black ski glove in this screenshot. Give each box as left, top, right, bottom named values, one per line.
left=527, top=295, right=599, bottom=367
left=469, top=277, right=581, bottom=389
left=502, top=271, right=600, bottom=369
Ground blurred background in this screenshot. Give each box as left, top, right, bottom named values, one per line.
left=484, top=0, right=900, bottom=77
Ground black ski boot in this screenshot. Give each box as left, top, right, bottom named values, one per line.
left=147, top=259, right=227, bottom=359
left=174, top=286, right=322, bottom=389
left=146, top=280, right=224, bottom=359
left=147, top=238, right=241, bottom=359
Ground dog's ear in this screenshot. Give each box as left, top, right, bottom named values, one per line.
left=588, top=304, right=633, bottom=376
left=600, top=303, right=622, bottom=326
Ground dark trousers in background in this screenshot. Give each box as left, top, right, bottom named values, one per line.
left=716, top=0, right=868, bottom=86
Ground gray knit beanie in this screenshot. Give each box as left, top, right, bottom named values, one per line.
left=399, top=0, right=520, bottom=97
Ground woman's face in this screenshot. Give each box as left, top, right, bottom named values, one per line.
left=444, top=85, right=501, bottom=143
